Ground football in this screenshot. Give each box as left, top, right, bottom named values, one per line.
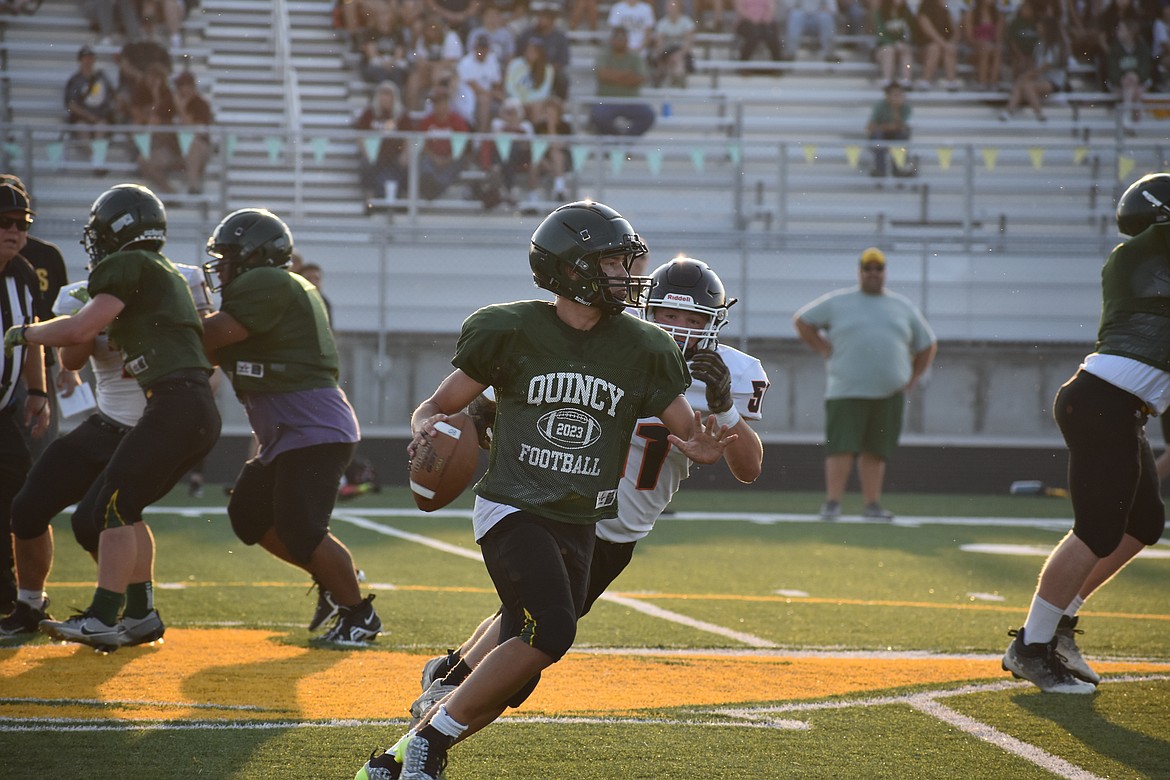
left=409, top=412, right=481, bottom=512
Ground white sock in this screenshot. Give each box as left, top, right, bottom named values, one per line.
left=17, top=589, right=45, bottom=610
left=1063, top=595, right=1084, bottom=618
left=1022, top=595, right=1064, bottom=645
left=429, top=705, right=468, bottom=740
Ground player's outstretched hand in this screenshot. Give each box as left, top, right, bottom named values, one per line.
left=669, top=410, right=738, bottom=464
left=690, top=349, right=732, bottom=413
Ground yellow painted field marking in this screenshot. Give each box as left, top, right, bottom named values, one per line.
left=2, top=629, right=1168, bottom=724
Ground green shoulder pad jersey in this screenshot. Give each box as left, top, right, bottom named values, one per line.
left=456, top=301, right=689, bottom=525
left=217, top=267, right=340, bottom=394
left=87, top=248, right=211, bottom=386
left=1095, top=223, right=1170, bottom=372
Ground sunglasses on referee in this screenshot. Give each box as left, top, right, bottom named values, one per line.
left=0, top=216, right=32, bottom=231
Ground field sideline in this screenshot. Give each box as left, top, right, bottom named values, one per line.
left=2, top=490, right=1169, bottom=779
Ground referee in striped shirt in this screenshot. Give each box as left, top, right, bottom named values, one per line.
left=0, top=182, right=49, bottom=613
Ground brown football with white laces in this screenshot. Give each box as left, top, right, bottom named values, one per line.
left=409, top=412, right=480, bottom=512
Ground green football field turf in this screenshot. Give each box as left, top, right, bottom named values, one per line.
left=1, top=487, right=1167, bottom=779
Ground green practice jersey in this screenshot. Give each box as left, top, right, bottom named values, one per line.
left=1096, top=224, right=1170, bottom=372
left=456, top=301, right=689, bottom=525
left=87, top=248, right=211, bottom=386
left=217, top=267, right=340, bottom=394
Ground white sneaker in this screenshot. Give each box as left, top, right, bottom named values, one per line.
left=1002, top=628, right=1096, bottom=694
left=120, top=609, right=166, bottom=646
left=1054, top=616, right=1101, bottom=684
left=409, top=679, right=458, bottom=726
left=40, top=610, right=128, bottom=650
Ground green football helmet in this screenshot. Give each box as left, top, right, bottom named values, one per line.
left=203, top=208, right=294, bottom=292
left=529, top=200, right=650, bottom=314
left=81, top=183, right=167, bottom=265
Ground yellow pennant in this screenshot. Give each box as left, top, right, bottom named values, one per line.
left=981, top=148, right=998, bottom=170
left=891, top=147, right=907, bottom=168
left=1028, top=148, right=1044, bottom=169
left=803, top=144, right=816, bottom=164
left=1118, top=156, right=1135, bottom=182
left=1073, top=147, right=1087, bottom=165
left=845, top=145, right=860, bottom=168
left=936, top=147, right=952, bottom=170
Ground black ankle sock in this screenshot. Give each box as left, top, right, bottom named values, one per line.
left=442, top=659, right=473, bottom=686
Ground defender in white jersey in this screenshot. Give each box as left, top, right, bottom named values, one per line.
left=0, top=265, right=210, bottom=640
left=408, top=257, right=769, bottom=724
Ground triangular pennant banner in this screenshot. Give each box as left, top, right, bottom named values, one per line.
left=531, top=139, right=548, bottom=165
left=2, top=143, right=21, bottom=161
left=363, top=136, right=380, bottom=162
left=981, top=148, right=998, bottom=170
left=1118, top=156, right=1135, bottom=182
left=802, top=144, right=816, bottom=164
left=609, top=149, right=624, bottom=175
left=891, top=147, right=907, bottom=169
left=494, top=134, right=513, bottom=161
left=1028, top=148, right=1044, bottom=169
left=845, top=145, right=860, bottom=168
left=91, top=138, right=109, bottom=166
left=689, top=148, right=705, bottom=173
left=727, top=143, right=742, bottom=167
left=1073, top=147, right=1087, bottom=165
left=311, top=136, right=328, bottom=163
left=571, top=145, right=589, bottom=172
left=226, top=134, right=238, bottom=160
left=46, top=142, right=64, bottom=168
left=646, top=148, right=663, bottom=176
left=133, top=132, right=151, bottom=158
left=450, top=132, right=468, bottom=159
left=936, top=147, right=952, bottom=170
left=265, top=136, right=283, bottom=162
left=178, top=131, right=194, bottom=156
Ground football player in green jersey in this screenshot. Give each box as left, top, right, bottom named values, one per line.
left=355, top=201, right=737, bottom=780
left=8, top=183, right=221, bottom=651
left=200, top=208, right=378, bottom=649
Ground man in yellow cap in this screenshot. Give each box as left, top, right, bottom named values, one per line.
left=793, top=247, right=937, bottom=520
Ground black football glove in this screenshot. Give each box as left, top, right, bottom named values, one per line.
left=466, top=393, right=497, bottom=450
left=689, top=349, right=733, bottom=414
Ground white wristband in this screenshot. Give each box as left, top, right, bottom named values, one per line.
left=714, top=406, right=741, bottom=429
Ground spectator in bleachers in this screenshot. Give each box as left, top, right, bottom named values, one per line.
left=130, top=61, right=181, bottom=193
left=0, top=0, right=43, bottom=12
left=357, top=28, right=412, bottom=89
left=515, top=3, right=572, bottom=99
left=1096, top=0, right=1154, bottom=58
left=589, top=26, right=657, bottom=135
left=505, top=37, right=557, bottom=120
left=1154, top=2, right=1170, bottom=91
left=479, top=97, right=538, bottom=208
left=1059, top=0, right=1103, bottom=68
left=961, top=0, right=1003, bottom=91
left=999, top=15, right=1067, bottom=122
left=914, top=0, right=960, bottom=90
left=405, top=15, right=465, bottom=110
left=733, top=0, right=785, bottom=62
left=608, top=0, right=658, bottom=53
left=426, top=0, right=483, bottom=40
left=1106, top=18, right=1154, bottom=126
left=531, top=95, right=570, bottom=201
left=454, top=31, right=505, bottom=130
left=837, top=0, right=868, bottom=37
left=172, top=70, right=213, bottom=194
left=339, top=0, right=398, bottom=49
left=469, top=4, right=517, bottom=68
left=786, top=0, right=838, bottom=62
left=64, top=45, right=116, bottom=141
left=354, top=81, right=412, bottom=203
left=873, top=0, right=915, bottom=86
left=81, top=0, right=141, bottom=45
left=138, top=0, right=185, bottom=49
left=1004, top=0, right=1042, bottom=92
left=113, top=37, right=171, bottom=122
left=569, top=0, right=601, bottom=32
left=650, top=0, right=696, bottom=87
left=866, top=80, right=912, bottom=177
left=415, top=86, right=472, bottom=199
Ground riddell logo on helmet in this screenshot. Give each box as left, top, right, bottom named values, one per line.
left=112, top=213, right=135, bottom=231
left=661, top=293, right=695, bottom=305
